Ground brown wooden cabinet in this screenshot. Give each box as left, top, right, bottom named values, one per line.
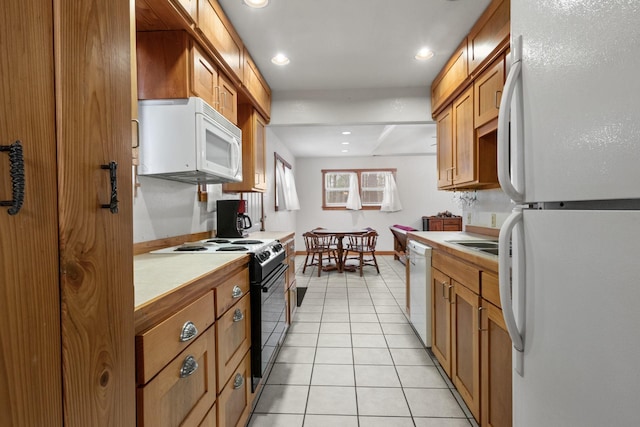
left=223, top=105, right=267, bottom=193
left=137, top=30, right=238, bottom=124
left=197, top=0, right=243, bottom=81
left=474, top=56, right=505, bottom=129
left=468, top=0, right=510, bottom=75
left=2, top=0, right=135, bottom=425
left=217, top=352, right=252, bottom=427
left=436, top=105, right=454, bottom=189
left=431, top=251, right=511, bottom=426
left=431, top=38, right=469, bottom=115
left=452, top=281, right=481, bottom=421
left=423, top=216, right=463, bottom=231
left=242, top=49, right=272, bottom=121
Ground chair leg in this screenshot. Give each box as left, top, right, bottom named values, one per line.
left=372, top=252, right=380, bottom=274
left=359, top=253, right=364, bottom=277
left=303, top=253, right=310, bottom=273
left=317, top=252, right=323, bottom=277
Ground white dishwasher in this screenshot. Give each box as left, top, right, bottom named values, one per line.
left=408, top=240, right=432, bottom=347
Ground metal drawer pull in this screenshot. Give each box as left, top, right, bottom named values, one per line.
left=0, top=140, right=25, bottom=215
left=100, top=161, right=118, bottom=214
left=179, top=321, right=198, bottom=342
left=232, top=285, right=243, bottom=298
left=233, top=373, right=244, bottom=389
left=180, top=355, right=199, bottom=378
left=233, top=309, right=244, bottom=322
left=478, top=307, right=487, bottom=332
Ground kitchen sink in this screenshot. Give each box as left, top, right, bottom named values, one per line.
left=445, top=240, right=500, bottom=256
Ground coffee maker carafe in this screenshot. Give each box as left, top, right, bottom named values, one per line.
left=216, top=199, right=252, bottom=238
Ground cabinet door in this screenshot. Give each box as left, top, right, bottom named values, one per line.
left=216, top=294, right=251, bottom=393
left=176, top=0, right=198, bottom=22
left=468, top=0, right=510, bottom=74
left=474, top=57, right=505, bottom=128
left=0, top=1, right=62, bottom=425
left=452, top=282, right=481, bottom=421
left=431, top=268, right=452, bottom=377
left=253, top=111, right=267, bottom=190
left=57, top=0, right=135, bottom=423
left=197, top=0, right=243, bottom=80
left=217, top=352, right=252, bottom=427
left=218, top=72, right=238, bottom=125
left=192, top=42, right=219, bottom=108
left=481, top=300, right=512, bottom=427
left=452, top=86, right=475, bottom=186
left=436, top=105, right=454, bottom=189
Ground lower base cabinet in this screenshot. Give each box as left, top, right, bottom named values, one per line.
left=200, top=403, right=217, bottom=427
left=217, top=352, right=252, bottom=427
left=431, top=251, right=511, bottom=426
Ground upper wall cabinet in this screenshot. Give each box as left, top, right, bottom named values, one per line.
left=134, top=0, right=271, bottom=120
left=431, top=38, right=469, bottom=116
left=473, top=55, right=505, bottom=129
left=223, top=104, right=267, bottom=193
left=467, top=0, right=510, bottom=75
left=197, top=0, right=243, bottom=82
left=137, top=31, right=238, bottom=124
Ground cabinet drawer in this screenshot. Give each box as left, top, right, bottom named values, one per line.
left=136, top=291, right=215, bottom=384
left=215, top=268, right=249, bottom=318
left=217, top=352, right=251, bottom=427
left=481, top=271, right=500, bottom=308
left=216, top=293, right=251, bottom=392
left=137, top=326, right=216, bottom=427
left=432, top=251, right=480, bottom=294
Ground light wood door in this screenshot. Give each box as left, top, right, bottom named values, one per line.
left=217, top=352, right=252, bottom=427
left=431, top=268, right=452, bottom=377
left=452, top=282, right=481, bottom=422
left=218, top=72, right=238, bottom=125
left=253, top=111, right=267, bottom=190
left=197, top=0, right=243, bottom=80
left=474, top=57, right=505, bottom=128
left=216, top=294, right=251, bottom=393
left=436, top=105, right=454, bottom=189
left=481, top=300, right=512, bottom=427
left=452, top=86, right=475, bottom=186
left=0, top=1, right=62, bottom=425
left=56, top=0, right=135, bottom=424
left=192, top=42, right=219, bottom=108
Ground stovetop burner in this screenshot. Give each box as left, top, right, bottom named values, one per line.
left=206, top=239, right=232, bottom=244
left=175, top=246, right=207, bottom=252
left=231, top=240, right=263, bottom=245
left=216, top=246, right=249, bottom=252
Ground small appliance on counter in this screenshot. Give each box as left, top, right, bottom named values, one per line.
left=216, top=199, right=252, bottom=238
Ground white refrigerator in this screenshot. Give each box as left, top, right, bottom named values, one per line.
left=498, top=1, right=640, bottom=426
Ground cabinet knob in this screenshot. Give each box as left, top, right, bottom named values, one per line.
left=478, top=306, right=488, bottom=332
left=232, top=285, right=243, bottom=298
left=233, top=308, right=244, bottom=322
left=179, top=321, right=199, bottom=342
left=233, top=373, right=244, bottom=389
left=179, top=355, right=199, bottom=378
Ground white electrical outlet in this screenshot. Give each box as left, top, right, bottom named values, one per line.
left=467, top=213, right=472, bottom=224
left=491, top=213, right=497, bottom=228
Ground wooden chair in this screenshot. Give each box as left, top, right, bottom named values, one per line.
left=302, top=232, right=338, bottom=276
left=343, top=230, right=380, bottom=277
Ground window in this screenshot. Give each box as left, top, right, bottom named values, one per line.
left=322, top=169, right=396, bottom=210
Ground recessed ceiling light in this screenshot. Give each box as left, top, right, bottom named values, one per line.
left=341, top=150, right=349, bottom=153
left=271, top=53, right=290, bottom=65
left=415, top=48, right=435, bottom=61
left=341, top=142, right=350, bottom=145
left=243, top=0, right=269, bottom=8
left=341, top=131, right=351, bottom=135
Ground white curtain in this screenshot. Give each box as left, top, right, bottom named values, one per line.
left=283, top=167, right=300, bottom=210
left=380, top=172, right=403, bottom=212
left=345, top=172, right=362, bottom=210
left=276, top=162, right=300, bottom=211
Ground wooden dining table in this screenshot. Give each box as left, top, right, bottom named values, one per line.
left=312, top=228, right=369, bottom=273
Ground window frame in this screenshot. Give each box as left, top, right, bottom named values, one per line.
left=321, top=168, right=397, bottom=210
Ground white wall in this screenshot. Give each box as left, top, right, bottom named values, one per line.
left=461, top=188, right=514, bottom=230
left=293, top=155, right=460, bottom=252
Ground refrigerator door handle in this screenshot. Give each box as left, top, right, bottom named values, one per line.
left=499, top=208, right=525, bottom=376
left=498, top=35, right=524, bottom=203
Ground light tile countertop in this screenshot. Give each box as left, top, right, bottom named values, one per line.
left=134, top=231, right=295, bottom=308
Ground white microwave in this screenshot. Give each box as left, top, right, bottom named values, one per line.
left=138, top=97, right=242, bottom=184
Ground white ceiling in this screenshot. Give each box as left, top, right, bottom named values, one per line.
left=217, top=0, right=491, bottom=157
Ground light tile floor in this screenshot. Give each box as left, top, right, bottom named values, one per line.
left=248, top=255, right=478, bottom=427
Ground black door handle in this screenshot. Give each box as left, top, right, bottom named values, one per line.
left=1, top=140, right=25, bottom=215
left=100, top=161, right=118, bottom=214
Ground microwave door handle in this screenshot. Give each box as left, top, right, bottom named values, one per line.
left=231, top=137, right=241, bottom=176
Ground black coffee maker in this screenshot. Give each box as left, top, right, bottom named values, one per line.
left=216, top=199, right=252, bottom=238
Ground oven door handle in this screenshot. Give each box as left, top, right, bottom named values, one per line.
left=261, top=263, right=289, bottom=292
